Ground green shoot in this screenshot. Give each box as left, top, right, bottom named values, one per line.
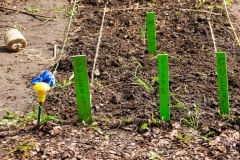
left=140, top=122, right=149, bottom=131
left=180, top=103, right=200, bottom=129
left=22, top=108, right=38, bottom=122
left=170, top=74, right=183, bottom=77
left=41, top=114, right=59, bottom=124
left=93, top=79, right=102, bottom=88
left=124, top=58, right=154, bottom=92
left=120, top=119, right=131, bottom=125
left=201, top=131, right=215, bottom=142
left=54, top=73, right=74, bottom=92
left=195, top=0, right=206, bottom=9
left=23, top=6, right=43, bottom=14
left=171, top=95, right=186, bottom=109
left=4, top=138, right=35, bottom=159
left=201, top=45, right=208, bottom=51
left=151, top=76, right=158, bottom=84
left=149, top=52, right=179, bottom=61
left=216, top=5, right=223, bottom=9
left=121, top=56, right=142, bottom=70
left=147, top=151, right=161, bottom=160
left=116, top=119, right=131, bottom=130
left=100, top=116, right=111, bottom=123
left=0, top=110, right=20, bottom=126
left=13, top=25, right=21, bottom=30
left=176, top=132, right=192, bottom=143
left=225, top=0, right=233, bottom=5
left=191, top=130, right=215, bottom=142
left=104, top=131, right=117, bottom=136
left=51, top=3, right=69, bottom=13
left=207, top=5, right=214, bottom=10
left=2, top=110, right=20, bottom=120
left=151, top=111, right=161, bottom=125
left=88, top=121, right=104, bottom=135
left=196, top=72, right=207, bottom=79
left=0, top=108, right=59, bottom=127
left=131, top=74, right=155, bottom=92
left=219, top=113, right=237, bottom=122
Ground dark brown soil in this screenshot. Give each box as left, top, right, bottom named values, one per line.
left=1, top=0, right=240, bottom=159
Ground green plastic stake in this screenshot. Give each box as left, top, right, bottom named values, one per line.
left=158, top=54, right=170, bottom=120
left=72, top=55, right=92, bottom=124
left=146, top=12, right=157, bottom=53
left=216, top=52, right=230, bottom=114
left=37, top=102, right=42, bottom=125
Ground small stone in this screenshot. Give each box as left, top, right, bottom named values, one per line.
left=176, top=150, right=186, bottom=155
left=111, top=60, right=120, bottom=67
left=109, top=150, right=117, bottom=154
left=94, top=69, right=100, bottom=76
left=201, top=126, right=210, bottom=134
left=164, top=11, right=169, bottom=16
left=30, top=151, right=37, bottom=156
left=197, top=14, right=206, bottom=22
left=172, top=122, right=181, bottom=129
left=233, top=132, right=239, bottom=140
left=110, top=94, right=121, bottom=104
left=61, top=151, right=70, bottom=159
left=218, top=145, right=227, bottom=153
left=169, top=130, right=178, bottom=140
left=171, top=32, right=178, bottom=38
left=53, top=126, right=62, bottom=130
left=209, top=137, right=220, bottom=146
left=152, top=128, right=160, bottom=135
left=143, top=131, right=151, bottom=138
left=224, top=21, right=231, bottom=26
left=135, top=136, right=144, bottom=141
left=176, top=26, right=182, bottom=31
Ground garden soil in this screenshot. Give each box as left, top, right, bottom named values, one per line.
left=0, top=0, right=240, bottom=159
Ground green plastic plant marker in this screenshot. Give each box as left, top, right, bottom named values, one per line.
left=216, top=52, right=230, bottom=114
left=158, top=54, right=170, bottom=120
left=72, top=55, right=92, bottom=124
left=146, top=12, right=157, bottom=53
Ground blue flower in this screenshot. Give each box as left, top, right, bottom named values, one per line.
left=32, top=70, right=55, bottom=87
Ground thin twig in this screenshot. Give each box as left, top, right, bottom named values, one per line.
left=0, top=6, right=53, bottom=19
left=73, top=25, right=82, bottom=33
left=105, top=7, right=153, bottom=12
left=53, top=44, right=57, bottom=59
left=208, top=20, right=217, bottom=53
left=207, top=7, right=217, bottom=52
left=90, top=5, right=107, bottom=87
left=54, top=0, right=77, bottom=72
left=223, top=0, right=240, bottom=46
left=180, top=9, right=222, bottom=16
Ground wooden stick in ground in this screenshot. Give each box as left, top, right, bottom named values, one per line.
left=0, top=6, right=53, bottom=19
left=207, top=8, right=217, bottom=53
left=180, top=9, right=222, bottom=16
left=90, top=5, right=107, bottom=87
left=208, top=20, right=217, bottom=53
